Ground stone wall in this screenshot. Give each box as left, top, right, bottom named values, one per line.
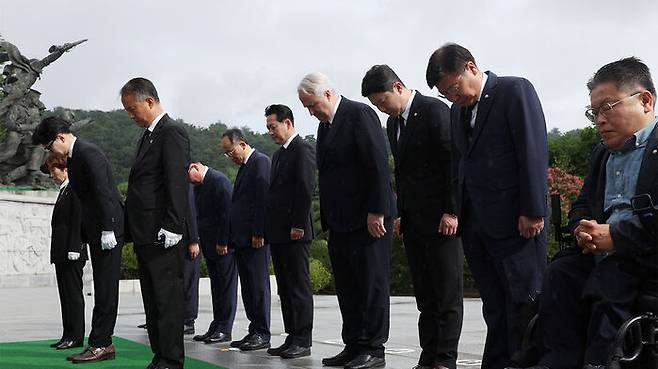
left=0, top=190, right=60, bottom=287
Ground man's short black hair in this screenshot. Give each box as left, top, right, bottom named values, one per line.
left=264, top=104, right=294, bottom=126
left=222, top=128, right=249, bottom=145
left=587, top=57, right=656, bottom=102
left=361, top=64, right=405, bottom=97
left=32, top=116, right=72, bottom=145
left=120, top=77, right=160, bottom=102
left=426, top=43, right=476, bottom=88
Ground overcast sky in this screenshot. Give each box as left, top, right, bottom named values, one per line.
left=1, top=0, right=657, bottom=138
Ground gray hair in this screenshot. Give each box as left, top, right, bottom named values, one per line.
left=297, top=72, right=335, bottom=96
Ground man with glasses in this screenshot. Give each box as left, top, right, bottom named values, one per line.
left=221, top=128, right=272, bottom=351
left=32, top=117, right=124, bottom=364
left=426, top=43, right=549, bottom=369
left=508, top=57, right=658, bottom=369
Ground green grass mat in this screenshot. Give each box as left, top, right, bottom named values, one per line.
left=0, top=336, right=228, bottom=369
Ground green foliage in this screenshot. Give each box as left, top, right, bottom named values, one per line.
left=59, top=108, right=281, bottom=184
left=548, top=126, right=600, bottom=178
left=120, top=243, right=139, bottom=279
left=389, top=235, right=413, bottom=295
left=309, top=258, right=333, bottom=293
left=309, top=239, right=334, bottom=293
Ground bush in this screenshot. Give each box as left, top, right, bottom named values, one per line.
left=547, top=166, right=584, bottom=257
left=120, top=242, right=139, bottom=279
left=309, top=258, right=333, bottom=294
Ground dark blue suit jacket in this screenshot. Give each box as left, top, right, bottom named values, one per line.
left=316, top=97, right=395, bottom=233
left=229, top=150, right=271, bottom=248
left=194, top=168, right=232, bottom=259
left=451, top=72, right=548, bottom=239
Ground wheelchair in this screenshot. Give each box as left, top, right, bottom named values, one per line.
left=510, top=194, right=658, bottom=369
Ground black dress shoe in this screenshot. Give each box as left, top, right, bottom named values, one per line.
left=322, top=349, right=358, bottom=366
left=193, top=331, right=211, bottom=342
left=204, top=331, right=231, bottom=344
left=280, top=345, right=311, bottom=359
left=267, top=343, right=290, bottom=356
left=50, top=338, right=65, bottom=348
left=345, top=354, right=386, bottom=369
left=239, top=333, right=270, bottom=351
left=137, top=323, right=147, bottom=329
left=230, top=334, right=252, bottom=348
left=56, top=339, right=83, bottom=350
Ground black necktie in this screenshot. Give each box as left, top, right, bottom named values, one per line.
left=138, top=129, right=151, bottom=153
left=462, top=106, right=474, bottom=137
left=398, top=116, right=406, bottom=142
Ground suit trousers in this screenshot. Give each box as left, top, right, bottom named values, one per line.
left=328, top=222, right=391, bottom=357
left=461, top=200, right=546, bottom=369
left=55, top=260, right=86, bottom=342
left=87, top=241, right=123, bottom=348
left=271, top=241, right=314, bottom=347
left=234, top=245, right=271, bottom=337
left=182, top=252, right=200, bottom=325
left=205, top=251, right=238, bottom=334
left=135, top=243, right=184, bottom=369
left=403, top=223, right=464, bottom=369
left=537, top=250, right=639, bottom=369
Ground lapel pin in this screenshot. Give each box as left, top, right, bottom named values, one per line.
left=413, top=112, right=418, bottom=117
left=652, top=149, right=657, bottom=154
left=149, top=139, right=154, bottom=144
left=484, top=94, right=489, bottom=99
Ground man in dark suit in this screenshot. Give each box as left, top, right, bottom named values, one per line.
left=220, top=128, right=272, bottom=351
left=43, top=154, right=88, bottom=351
left=121, top=77, right=190, bottom=369
left=508, top=58, right=658, bottom=369
left=263, top=104, right=316, bottom=359
left=188, top=162, right=238, bottom=345
left=32, top=117, right=124, bottom=364
left=426, top=43, right=549, bottom=369
left=298, top=72, right=395, bottom=369
left=362, top=65, right=463, bottom=369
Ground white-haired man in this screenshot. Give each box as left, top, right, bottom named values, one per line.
left=298, top=72, right=395, bottom=369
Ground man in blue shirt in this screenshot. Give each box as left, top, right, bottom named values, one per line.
left=509, top=58, right=658, bottom=369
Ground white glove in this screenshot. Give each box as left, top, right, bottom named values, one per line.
left=68, top=252, right=80, bottom=261
left=101, top=231, right=117, bottom=250
left=158, top=228, right=182, bottom=248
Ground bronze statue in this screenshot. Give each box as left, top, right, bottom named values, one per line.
left=0, top=38, right=87, bottom=186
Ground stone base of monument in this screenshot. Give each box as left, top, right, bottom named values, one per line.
left=0, top=189, right=93, bottom=292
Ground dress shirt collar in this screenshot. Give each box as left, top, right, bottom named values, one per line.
left=59, top=178, right=69, bottom=191
left=147, top=111, right=167, bottom=132
left=401, top=90, right=416, bottom=121
left=283, top=133, right=298, bottom=149
left=68, top=136, right=77, bottom=158
left=243, top=147, right=255, bottom=165
left=328, top=95, right=342, bottom=124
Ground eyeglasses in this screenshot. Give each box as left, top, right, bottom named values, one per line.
left=223, top=147, right=237, bottom=158
left=44, top=138, right=56, bottom=151
left=585, top=92, right=641, bottom=122
left=438, top=74, right=463, bottom=99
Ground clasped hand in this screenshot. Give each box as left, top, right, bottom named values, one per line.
left=574, top=219, right=613, bottom=254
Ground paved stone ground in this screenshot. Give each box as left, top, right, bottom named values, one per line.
left=0, top=287, right=485, bottom=368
